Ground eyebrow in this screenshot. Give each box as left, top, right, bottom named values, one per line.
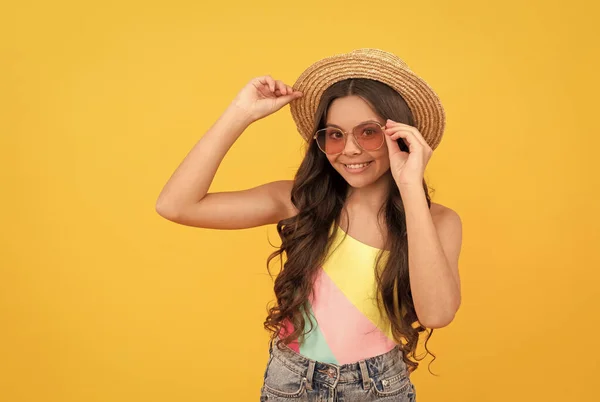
left=325, top=120, right=383, bottom=129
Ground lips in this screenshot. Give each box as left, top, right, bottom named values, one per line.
left=342, top=161, right=373, bottom=173
left=343, top=161, right=373, bottom=168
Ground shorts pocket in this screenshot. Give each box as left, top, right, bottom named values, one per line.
left=262, top=356, right=308, bottom=398
left=370, top=371, right=412, bottom=398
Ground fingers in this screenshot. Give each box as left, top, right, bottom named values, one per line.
left=254, top=75, right=276, bottom=92
left=273, top=81, right=301, bottom=98
left=384, top=128, right=402, bottom=155
left=385, top=119, right=431, bottom=151
left=274, top=91, right=304, bottom=108
left=387, top=131, right=419, bottom=153
left=275, top=83, right=297, bottom=97
left=273, top=80, right=284, bottom=96
left=265, top=76, right=276, bottom=92
left=386, top=119, right=428, bottom=148
left=255, top=76, right=302, bottom=99
left=384, top=126, right=413, bottom=151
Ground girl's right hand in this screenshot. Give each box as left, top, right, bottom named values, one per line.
left=231, top=76, right=303, bottom=123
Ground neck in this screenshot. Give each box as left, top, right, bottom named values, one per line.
left=345, top=172, right=393, bottom=212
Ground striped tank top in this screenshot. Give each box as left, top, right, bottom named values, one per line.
left=278, top=224, right=398, bottom=365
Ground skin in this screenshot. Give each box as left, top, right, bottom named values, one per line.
left=324, top=95, right=462, bottom=328
left=324, top=95, right=392, bottom=200
left=156, top=75, right=462, bottom=328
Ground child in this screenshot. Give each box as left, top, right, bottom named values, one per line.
left=156, top=48, right=462, bottom=401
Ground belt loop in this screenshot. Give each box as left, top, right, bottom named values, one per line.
left=305, top=360, right=316, bottom=391
left=358, top=360, right=371, bottom=390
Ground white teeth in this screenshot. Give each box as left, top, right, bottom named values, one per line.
left=345, top=162, right=371, bottom=169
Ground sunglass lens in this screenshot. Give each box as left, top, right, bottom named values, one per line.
left=355, top=123, right=384, bottom=151
left=316, top=128, right=345, bottom=154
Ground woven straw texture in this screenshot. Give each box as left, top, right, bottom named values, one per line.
left=289, top=48, right=446, bottom=150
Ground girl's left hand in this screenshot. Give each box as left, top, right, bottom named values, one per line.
left=384, top=119, right=433, bottom=187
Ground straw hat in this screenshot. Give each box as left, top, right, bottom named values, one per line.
left=289, top=48, right=446, bottom=150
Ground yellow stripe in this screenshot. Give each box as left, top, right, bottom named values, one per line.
left=323, top=226, right=394, bottom=340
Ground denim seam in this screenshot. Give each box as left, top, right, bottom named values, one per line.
left=271, top=353, right=306, bottom=377
left=369, top=376, right=411, bottom=397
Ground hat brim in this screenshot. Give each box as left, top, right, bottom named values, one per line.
left=289, top=49, right=446, bottom=150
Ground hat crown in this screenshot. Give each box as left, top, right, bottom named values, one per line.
left=290, top=48, right=445, bottom=150
left=348, top=48, right=410, bottom=70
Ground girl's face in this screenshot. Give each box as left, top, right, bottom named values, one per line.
left=324, top=95, right=391, bottom=189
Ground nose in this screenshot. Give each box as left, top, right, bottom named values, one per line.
left=342, top=134, right=362, bottom=156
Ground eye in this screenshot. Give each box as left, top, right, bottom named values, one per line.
left=360, top=124, right=381, bottom=136
left=327, top=130, right=344, bottom=140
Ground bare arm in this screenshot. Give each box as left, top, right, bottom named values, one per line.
left=155, top=76, right=301, bottom=229
left=400, top=184, right=462, bottom=329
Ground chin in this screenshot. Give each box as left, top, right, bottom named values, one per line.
left=337, top=171, right=379, bottom=188
left=342, top=169, right=391, bottom=189
left=346, top=181, right=372, bottom=189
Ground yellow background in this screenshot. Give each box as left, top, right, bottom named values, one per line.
left=2, top=0, right=599, bottom=401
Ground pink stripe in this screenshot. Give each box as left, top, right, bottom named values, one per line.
left=278, top=319, right=300, bottom=353
left=309, top=268, right=397, bottom=364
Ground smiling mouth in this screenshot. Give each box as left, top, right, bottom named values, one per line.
left=343, top=161, right=373, bottom=169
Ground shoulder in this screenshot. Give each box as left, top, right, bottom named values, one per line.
left=430, top=202, right=462, bottom=231
left=429, top=203, right=463, bottom=260
left=271, top=180, right=299, bottom=220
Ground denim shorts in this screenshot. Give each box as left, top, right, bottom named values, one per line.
left=259, top=337, right=416, bottom=401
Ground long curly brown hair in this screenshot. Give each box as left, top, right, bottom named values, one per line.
left=264, top=78, right=436, bottom=374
